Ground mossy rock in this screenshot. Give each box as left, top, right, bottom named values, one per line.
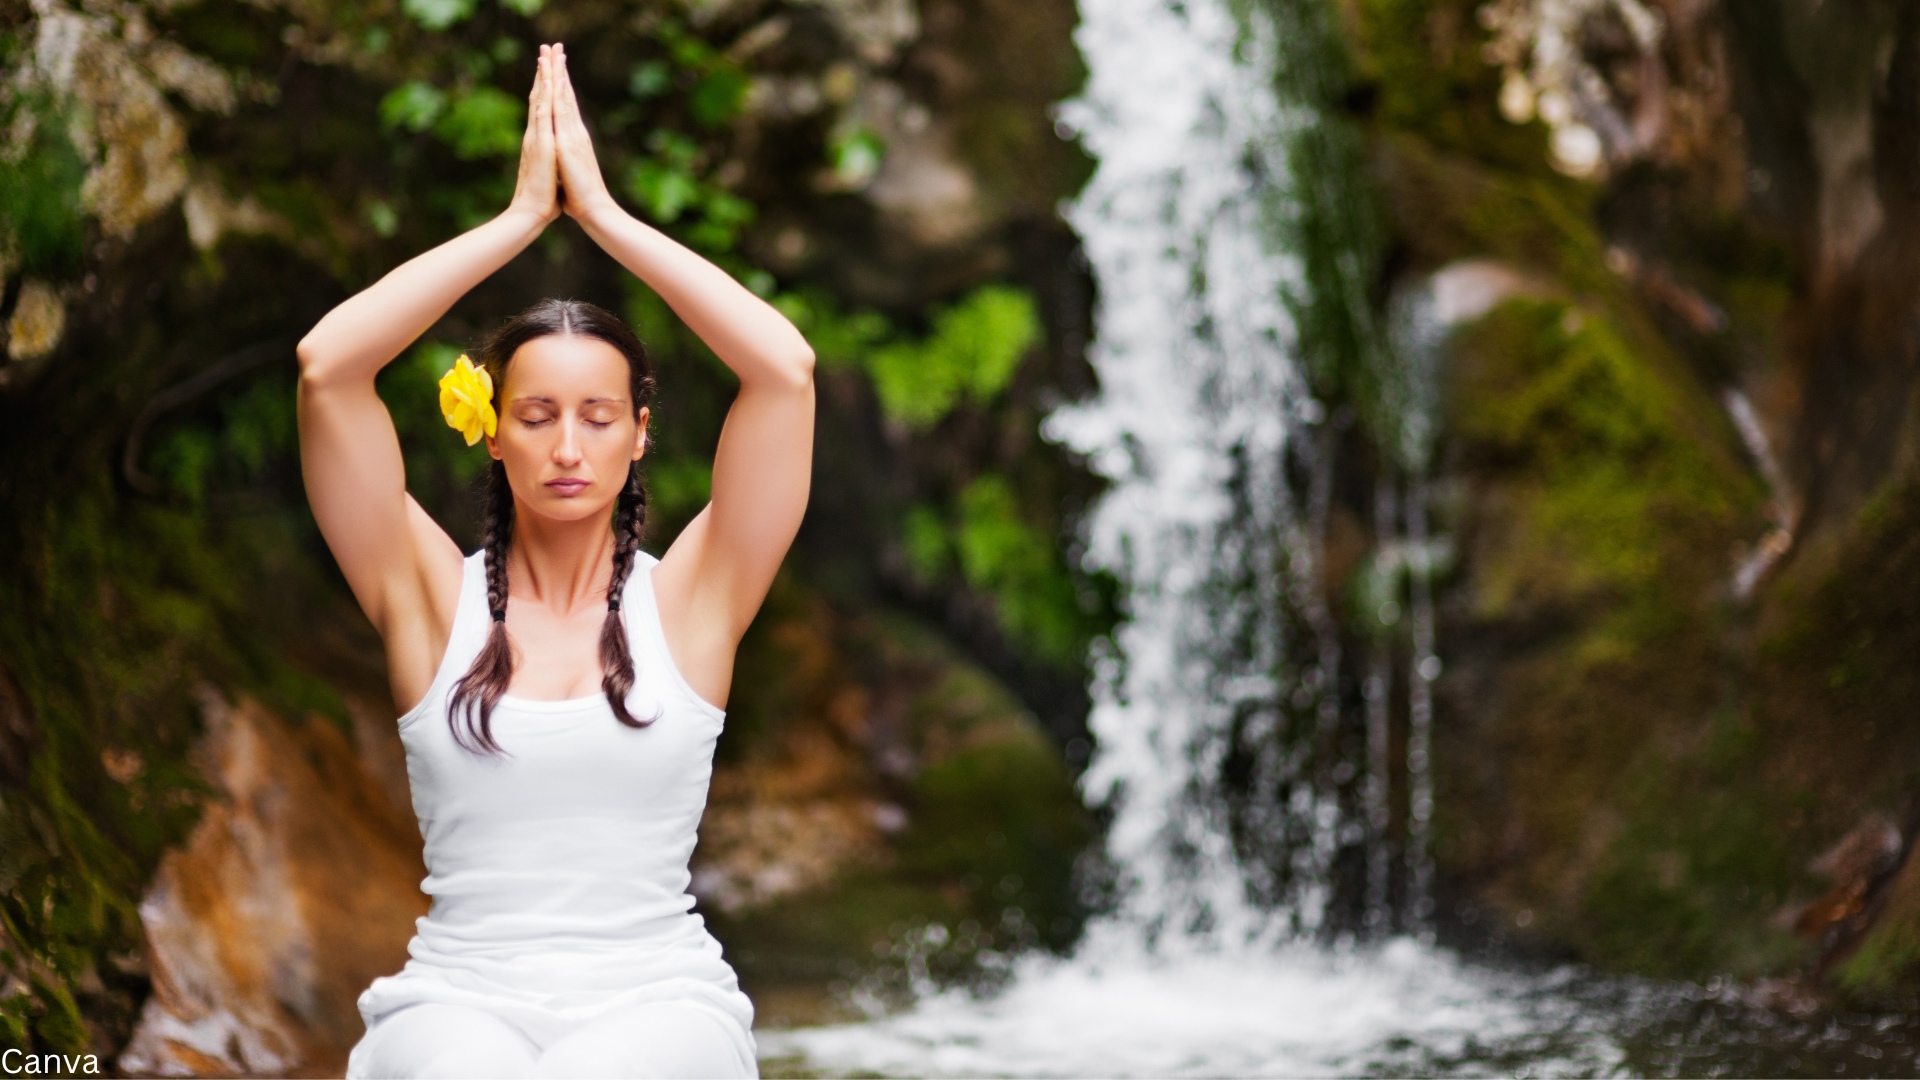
left=1437, top=290, right=1790, bottom=978
left=705, top=588, right=1095, bottom=1023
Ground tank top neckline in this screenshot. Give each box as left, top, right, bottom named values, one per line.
left=396, top=549, right=726, bottom=729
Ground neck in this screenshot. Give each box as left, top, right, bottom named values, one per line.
left=506, top=500, right=619, bottom=615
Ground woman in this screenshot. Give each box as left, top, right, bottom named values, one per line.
left=297, top=42, right=812, bottom=1079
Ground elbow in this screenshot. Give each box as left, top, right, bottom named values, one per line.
left=295, top=336, right=339, bottom=390
left=769, top=341, right=815, bottom=394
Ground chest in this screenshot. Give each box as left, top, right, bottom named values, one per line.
left=504, top=600, right=624, bottom=700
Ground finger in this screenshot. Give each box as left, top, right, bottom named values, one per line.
left=524, top=51, right=544, bottom=134
left=555, top=45, right=582, bottom=129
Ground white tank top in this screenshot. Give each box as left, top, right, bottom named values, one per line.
left=351, top=547, right=757, bottom=1070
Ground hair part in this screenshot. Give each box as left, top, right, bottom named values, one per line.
left=444, top=298, right=662, bottom=757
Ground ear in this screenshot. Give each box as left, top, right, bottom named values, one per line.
left=632, top=405, right=650, bottom=462
left=486, top=431, right=501, bottom=460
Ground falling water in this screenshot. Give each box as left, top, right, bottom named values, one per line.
left=1035, top=0, right=1321, bottom=946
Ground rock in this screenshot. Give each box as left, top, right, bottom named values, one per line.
left=5, top=281, right=65, bottom=364
left=116, top=691, right=426, bottom=1078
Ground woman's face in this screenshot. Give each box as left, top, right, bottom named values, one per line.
left=486, top=333, right=648, bottom=524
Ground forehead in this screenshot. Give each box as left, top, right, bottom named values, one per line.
left=502, top=334, right=631, bottom=399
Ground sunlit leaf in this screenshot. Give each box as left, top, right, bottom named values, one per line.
left=629, top=61, right=673, bottom=99
left=378, top=81, right=446, bottom=133
left=401, top=0, right=478, bottom=32
left=689, top=67, right=749, bottom=127
left=434, top=86, right=524, bottom=159
left=626, top=161, right=700, bottom=223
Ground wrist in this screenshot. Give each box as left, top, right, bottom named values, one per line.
left=568, top=193, right=628, bottom=232
left=499, top=202, right=557, bottom=234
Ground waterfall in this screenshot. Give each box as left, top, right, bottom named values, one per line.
left=757, top=0, right=1632, bottom=1071
left=1036, top=0, right=1323, bottom=946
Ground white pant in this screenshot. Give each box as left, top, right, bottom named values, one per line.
left=346, top=1000, right=758, bottom=1079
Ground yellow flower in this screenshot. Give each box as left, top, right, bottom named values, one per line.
left=437, top=353, right=497, bottom=446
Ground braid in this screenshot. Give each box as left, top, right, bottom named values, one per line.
left=600, top=460, right=660, bottom=728
left=446, top=295, right=660, bottom=749
left=447, top=458, right=516, bottom=757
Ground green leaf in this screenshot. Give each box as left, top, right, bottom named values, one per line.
left=0, top=94, right=87, bottom=275
left=378, top=81, right=446, bottom=133
left=497, top=0, right=543, bottom=16
left=947, top=286, right=1040, bottom=399
left=402, top=0, right=478, bottom=32
left=952, top=476, right=1087, bottom=662
left=365, top=199, right=399, bottom=238
left=863, top=285, right=1041, bottom=429
left=903, top=504, right=952, bottom=584
left=625, top=161, right=700, bottom=223
left=645, top=128, right=703, bottom=170
left=689, top=66, right=749, bottom=127
left=828, top=125, right=885, bottom=187
left=629, top=61, right=673, bottom=100
left=433, top=86, right=524, bottom=159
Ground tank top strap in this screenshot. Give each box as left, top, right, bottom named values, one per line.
left=620, top=550, right=726, bottom=723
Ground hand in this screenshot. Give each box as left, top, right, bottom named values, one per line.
left=507, top=45, right=561, bottom=226
left=550, top=44, right=619, bottom=223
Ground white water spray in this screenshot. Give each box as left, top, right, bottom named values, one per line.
left=1037, top=0, right=1320, bottom=946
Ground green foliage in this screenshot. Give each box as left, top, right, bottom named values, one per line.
left=867, top=287, right=1040, bottom=430
left=379, top=81, right=447, bottom=133
left=0, top=91, right=88, bottom=277
left=402, top=0, right=478, bottom=32
left=689, top=68, right=750, bottom=129
left=629, top=61, right=673, bottom=100
left=827, top=124, right=886, bottom=188
left=1575, top=722, right=1808, bottom=978
left=435, top=87, right=524, bottom=160
left=771, top=289, right=891, bottom=369
left=1353, top=0, right=1555, bottom=173
left=903, top=477, right=1095, bottom=664
left=902, top=504, right=952, bottom=583
left=1451, top=297, right=1753, bottom=654
left=645, top=458, right=712, bottom=520
left=773, top=283, right=1040, bottom=429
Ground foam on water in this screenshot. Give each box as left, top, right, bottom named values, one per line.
left=758, top=932, right=1628, bottom=1077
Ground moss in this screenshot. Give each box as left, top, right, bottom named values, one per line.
left=1449, top=297, right=1758, bottom=655
left=0, top=87, right=90, bottom=278
left=1435, top=277, right=1775, bottom=979
left=1352, top=0, right=1558, bottom=177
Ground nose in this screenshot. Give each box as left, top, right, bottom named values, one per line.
left=553, top=416, right=585, bottom=466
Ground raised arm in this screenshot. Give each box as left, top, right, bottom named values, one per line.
left=548, top=46, right=814, bottom=704
left=297, top=46, right=562, bottom=713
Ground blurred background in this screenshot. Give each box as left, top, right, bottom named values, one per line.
left=5, top=0, right=1920, bottom=1074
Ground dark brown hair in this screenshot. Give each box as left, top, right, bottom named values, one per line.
left=445, top=298, right=660, bottom=757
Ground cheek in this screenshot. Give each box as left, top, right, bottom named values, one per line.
left=589, top=429, right=636, bottom=474
left=496, top=430, right=546, bottom=476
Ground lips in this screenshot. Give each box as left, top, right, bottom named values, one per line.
left=544, top=478, right=590, bottom=496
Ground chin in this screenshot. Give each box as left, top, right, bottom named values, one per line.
left=523, top=491, right=616, bottom=522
